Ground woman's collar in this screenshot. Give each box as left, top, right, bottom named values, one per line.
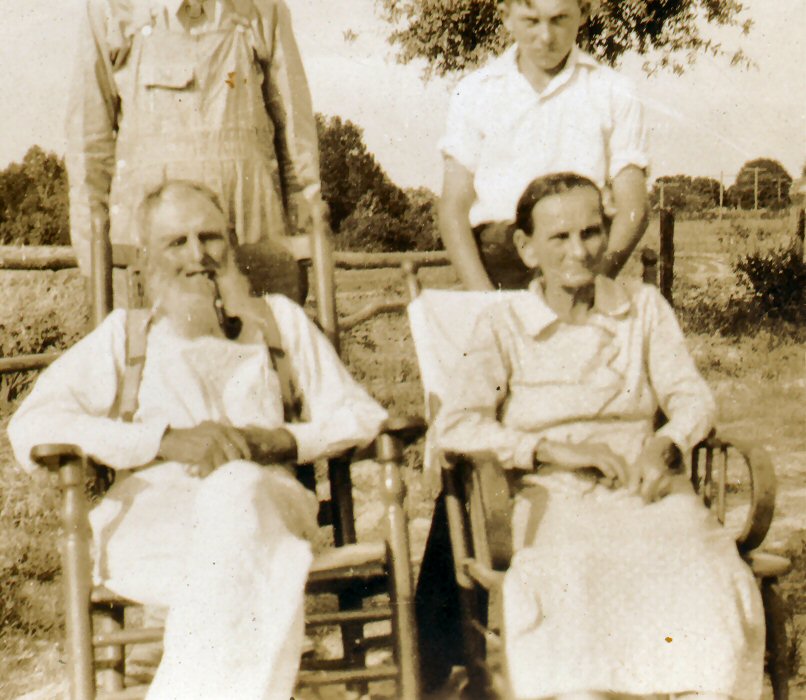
left=517, top=276, right=632, bottom=336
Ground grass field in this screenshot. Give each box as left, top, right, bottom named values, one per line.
left=0, top=212, right=804, bottom=698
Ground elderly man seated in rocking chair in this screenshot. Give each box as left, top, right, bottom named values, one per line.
left=8, top=180, right=388, bottom=700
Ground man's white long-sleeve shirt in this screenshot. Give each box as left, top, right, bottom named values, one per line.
left=10, top=294, right=387, bottom=472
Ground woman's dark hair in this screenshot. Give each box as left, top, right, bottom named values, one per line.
left=515, top=172, right=603, bottom=236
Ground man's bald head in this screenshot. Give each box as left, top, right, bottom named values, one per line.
left=137, top=180, right=232, bottom=252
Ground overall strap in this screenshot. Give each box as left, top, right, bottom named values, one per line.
left=258, top=302, right=302, bottom=423
left=119, top=309, right=152, bottom=422
left=117, top=303, right=301, bottom=424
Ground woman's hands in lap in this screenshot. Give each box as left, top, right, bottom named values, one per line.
left=535, top=440, right=632, bottom=489
left=535, top=436, right=680, bottom=502
left=635, top=436, right=680, bottom=503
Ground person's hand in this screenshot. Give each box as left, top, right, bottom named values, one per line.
left=536, top=440, right=629, bottom=489
left=635, top=436, right=678, bottom=503
left=158, top=421, right=251, bottom=478
left=239, top=427, right=298, bottom=465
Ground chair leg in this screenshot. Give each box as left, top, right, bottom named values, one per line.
left=337, top=588, right=369, bottom=696
left=94, top=603, right=125, bottom=693
left=59, top=463, right=95, bottom=700
left=329, top=457, right=369, bottom=695
left=762, top=577, right=790, bottom=700
left=377, top=433, right=421, bottom=700
left=458, top=587, right=497, bottom=700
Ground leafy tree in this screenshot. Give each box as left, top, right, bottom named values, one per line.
left=376, top=0, right=751, bottom=76
left=650, top=175, right=721, bottom=211
left=727, top=159, right=792, bottom=210
left=0, top=146, right=69, bottom=246
left=650, top=175, right=690, bottom=210
left=338, top=192, right=408, bottom=252
left=398, top=187, right=441, bottom=251
left=317, top=114, right=441, bottom=251
left=316, top=114, right=408, bottom=233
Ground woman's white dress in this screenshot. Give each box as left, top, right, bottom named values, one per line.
left=437, top=278, right=765, bottom=700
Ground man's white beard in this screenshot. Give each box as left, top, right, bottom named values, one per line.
left=147, top=267, right=254, bottom=340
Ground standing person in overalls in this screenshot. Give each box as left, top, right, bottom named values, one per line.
left=66, top=0, right=325, bottom=294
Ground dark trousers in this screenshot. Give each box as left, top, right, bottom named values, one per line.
left=473, top=222, right=533, bottom=290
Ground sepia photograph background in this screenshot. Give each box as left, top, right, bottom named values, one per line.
left=0, top=0, right=804, bottom=698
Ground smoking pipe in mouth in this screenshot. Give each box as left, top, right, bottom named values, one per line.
left=205, top=271, right=243, bottom=340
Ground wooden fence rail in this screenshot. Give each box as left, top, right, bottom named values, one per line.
left=3, top=205, right=803, bottom=378
left=0, top=245, right=77, bottom=271
left=0, top=246, right=451, bottom=272
left=0, top=246, right=453, bottom=375
left=0, top=352, right=61, bottom=374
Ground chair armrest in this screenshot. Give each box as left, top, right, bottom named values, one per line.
left=696, top=431, right=776, bottom=552
left=30, top=443, right=87, bottom=472
left=352, top=416, right=427, bottom=462
left=30, top=443, right=113, bottom=496
left=468, top=457, right=513, bottom=571
left=444, top=455, right=514, bottom=573
left=379, top=416, right=427, bottom=445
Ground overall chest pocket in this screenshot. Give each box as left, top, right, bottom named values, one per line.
left=133, top=33, right=200, bottom=127
left=142, top=61, right=195, bottom=90
left=140, top=34, right=197, bottom=90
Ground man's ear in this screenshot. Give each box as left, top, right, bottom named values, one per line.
left=498, top=0, right=514, bottom=32
left=513, top=228, right=539, bottom=269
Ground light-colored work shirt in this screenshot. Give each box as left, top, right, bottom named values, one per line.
left=440, top=46, right=650, bottom=226
left=67, top=0, right=322, bottom=274
left=8, top=294, right=387, bottom=700
left=10, top=294, right=386, bottom=473
left=436, top=277, right=714, bottom=475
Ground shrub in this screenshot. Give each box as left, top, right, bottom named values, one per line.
left=335, top=188, right=442, bottom=253
left=733, top=243, right=806, bottom=322
left=778, top=529, right=806, bottom=678
left=676, top=222, right=806, bottom=336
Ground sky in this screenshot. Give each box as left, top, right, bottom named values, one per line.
left=0, top=0, right=803, bottom=193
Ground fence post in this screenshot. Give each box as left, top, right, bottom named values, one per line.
left=793, top=206, right=805, bottom=263
left=659, top=208, right=675, bottom=307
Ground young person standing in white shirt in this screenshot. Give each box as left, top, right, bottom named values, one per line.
left=438, top=0, right=650, bottom=289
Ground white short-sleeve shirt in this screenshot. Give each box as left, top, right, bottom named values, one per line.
left=440, top=46, right=650, bottom=226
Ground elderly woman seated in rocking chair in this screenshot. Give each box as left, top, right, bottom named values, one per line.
left=436, top=173, right=764, bottom=700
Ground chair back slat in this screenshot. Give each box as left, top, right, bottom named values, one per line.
left=309, top=224, right=339, bottom=351
left=90, top=225, right=113, bottom=327
left=717, top=445, right=728, bottom=524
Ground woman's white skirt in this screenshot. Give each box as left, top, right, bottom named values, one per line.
left=503, top=470, right=765, bottom=700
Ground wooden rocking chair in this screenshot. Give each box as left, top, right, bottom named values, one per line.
left=31, top=221, right=423, bottom=700
left=403, top=255, right=793, bottom=700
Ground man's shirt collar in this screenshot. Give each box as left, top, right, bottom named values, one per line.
left=491, top=44, right=598, bottom=99
left=515, top=276, right=632, bottom=337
